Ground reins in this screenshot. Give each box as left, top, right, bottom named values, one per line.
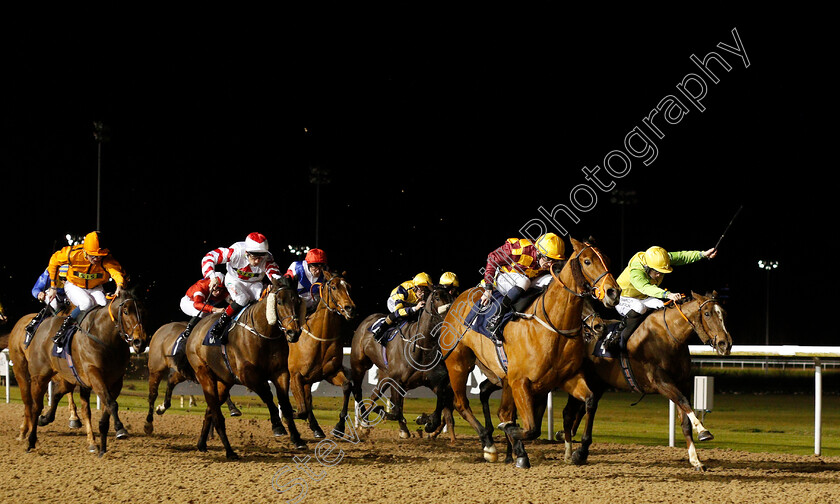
left=301, top=274, right=351, bottom=342
left=662, top=299, right=717, bottom=348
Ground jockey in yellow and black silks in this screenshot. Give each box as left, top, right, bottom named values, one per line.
left=371, top=272, right=433, bottom=346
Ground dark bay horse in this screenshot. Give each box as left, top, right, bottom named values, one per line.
left=6, top=310, right=84, bottom=441
left=559, top=292, right=732, bottom=471
left=11, top=291, right=148, bottom=455
left=144, top=321, right=241, bottom=435
left=184, top=278, right=307, bottom=459
left=440, top=237, right=620, bottom=468
left=287, top=271, right=357, bottom=438
left=347, top=285, right=456, bottom=441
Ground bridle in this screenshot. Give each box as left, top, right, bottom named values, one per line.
left=239, top=285, right=301, bottom=339
left=549, top=244, right=612, bottom=302
left=663, top=298, right=723, bottom=350
left=312, top=274, right=353, bottom=319
left=107, top=295, right=144, bottom=346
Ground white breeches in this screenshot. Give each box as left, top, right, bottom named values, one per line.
left=224, top=275, right=264, bottom=307
left=180, top=296, right=212, bottom=318
left=616, top=296, right=665, bottom=317
left=494, top=272, right=550, bottom=297
left=63, top=283, right=107, bottom=312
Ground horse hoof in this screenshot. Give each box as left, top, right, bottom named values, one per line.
left=197, top=443, right=207, bottom=453
left=155, top=406, right=166, bottom=416
left=313, top=429, right=326, bottom=439
left=115, top=429, right=129, bottom=439
left=554, top=431, right=563, bottom=442
left=229, top=409, right=242, bottom=417
left=88, top=445, right=98, bottom=453
left=399, top=430, right=410, bottom=439
left=144, top=423, right=154, bottom=436
left=483, top=445, right=498, bottom=463
left=515, top=456, right=531, bottom=469
left=37, top=416, right=52, bottom=427
left=698, top=430, right=714, bottom=442
left=69, top=419, right=82, bottom=429
left=694, top=464, right=707, bottom=472
left=273, top=426, right=288, bottom=437
left=571, top=450, right=588, bottom=466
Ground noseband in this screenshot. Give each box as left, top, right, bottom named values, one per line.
left=665, top=299, right=721, bottom=349
left=550, top=244, right=612, bottom=301
left=108, top=296, right=143, bottom=346
left=313, top=275, right=353, bottom=319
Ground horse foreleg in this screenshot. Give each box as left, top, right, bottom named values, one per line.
left=503, top=379, right=544, bottom=469
left=392, top=392, right=410, bottom=439
left=200, top=376, right=237, bottom=459
left=653, top=374, right=713, bottom=441
left=10, top=354, right=32, bottom=441
left=289, top=372, right=308, bottom=420
left=145, top=369, right=164, bottom=435
left=563, top=376, right=600, bottom=466
left=38, top=378, right=73, bottom=427
left=78, top=387, right=96, bottom=453
left=265, top=377, right=306, bottom=450
left=25, top=375, right=50, bottom=452
left=66, top=388, right=81, bottom=428
left=303, top=383, right=326, bottom=439
left=560, top=394, right=585, bottom=463
left=448, top=359, right=496, bottom=461
left=331, top=368, right=353, bottom=435
left=678, top=408, right=706, bottom=471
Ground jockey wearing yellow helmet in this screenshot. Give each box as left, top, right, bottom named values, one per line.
left=371, top=272, right=434, bottom=345
left=481, top=233, right=565, bottom=338
left=439, top=271, right=460, bottom=297
left=603, top=245, right=717, bottom=352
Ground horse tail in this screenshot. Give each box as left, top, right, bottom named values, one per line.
left=173, top=348, right=196, bottom=382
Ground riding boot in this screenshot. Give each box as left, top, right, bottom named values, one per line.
left=52, top=316, right=76, bottom=345
left=605, top=310, right=644, bottom=353
left=209, top=312, right=231, bottom=344
left=182, top=315, right=201, bottom=339
left=25, top=306, right=49, bottom=339
left=485, top=287, right=523, bottom=340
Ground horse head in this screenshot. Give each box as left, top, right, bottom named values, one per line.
left=690, top=291, right=732, bottom=356
left=581, top=299, right=607, bottom=342
left=267, top=276, right=304, bottom=343
left=319, top=270, right=357, bottom=320
left=110, top=290, right=149, bottom=354
left=566, top=237, right=621, bottom=308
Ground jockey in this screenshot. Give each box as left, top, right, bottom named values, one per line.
left=0, top=299, right=6, bottom=324
left=201, top=232, right=290, bottom=342
left=46, top=231, right=127, bottom=344
left=286, top=248, right=328, bottom=314
left=179, top=272, right=229, bottom=339
left=24, top=264, right=70, bottom=339
left=603, top=245, right=717, bottom=352
left=439, top=271, right=460, bottom=297
left=480, top=233, right=565, bottom=338
left=371, top=272, right=434, bottom=346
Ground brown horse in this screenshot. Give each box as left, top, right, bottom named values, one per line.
left=144, top=321, right=242, bottom=435
left=347, top=285, right=456, bottom=441
left=11, top=291, right=148, bottom=455
left=287, top=270, right=357, bottom=438
left=559, top=292, right=732, bottom=471
left=476, top=298, right=607, bottom=462
left=440, top=237, right=620, bottom=468
left=184, top=278, right=307, bottom=459
left=5, top=309, right=85, bottom=440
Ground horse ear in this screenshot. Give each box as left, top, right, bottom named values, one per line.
left=570, top=237, right=583, bottom=251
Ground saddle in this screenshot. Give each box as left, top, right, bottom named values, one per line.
left=168, top=332, right=188, bottom=357
left=202, top=305, right=250, bottom=347
left=465, top=288, right=545, bottom=343
left=369, top=317, right=408, bottom=345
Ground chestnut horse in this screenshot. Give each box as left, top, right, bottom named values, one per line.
left=347, top=285, right=456, bottom=441
left=144, top=321, right=241, bottom=435
left=184, top=278, right=307, bottom=459
left=287, top=271, right=357, bottom=438
left=559, top=292, right=732, bottom=471
left=11, top=291, right=148, bottom=455
left=476, top=298, right=607, bottom=463
left=440, top=237, right=620, bottom=468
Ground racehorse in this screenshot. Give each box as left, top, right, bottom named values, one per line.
left=287, top=271, right=357, bottom=438
left=440, top=237, right=620, bottom=468
left=11, top=291, right=148, bottom=455
left=184, top=277, right=307, bottom=459
left=346, top=285, right=456, bottom=441
left=5, top=310, right=85, bottom=440
left=559, top=292, right=732, bottom=471
left=144, top=321, right=241, bottom=435
left=475, top=297, right=607, bottom=463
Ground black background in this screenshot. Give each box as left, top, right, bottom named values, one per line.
left=2, top=11, right=832, bottom=345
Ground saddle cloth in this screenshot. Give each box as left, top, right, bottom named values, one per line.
left=202, top=305, right=250, bottom=346
left=592, top=322, right=623, bottom=358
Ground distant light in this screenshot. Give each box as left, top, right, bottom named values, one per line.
left=757, top=260, right=779, bottom=271
left=287, top=244, right=312, bottom=257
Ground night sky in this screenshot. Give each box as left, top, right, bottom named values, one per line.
left=2, top=12, right=833, bottom=345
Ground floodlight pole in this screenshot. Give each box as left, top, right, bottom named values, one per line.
left=93, top=122, right=105, bottom=230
